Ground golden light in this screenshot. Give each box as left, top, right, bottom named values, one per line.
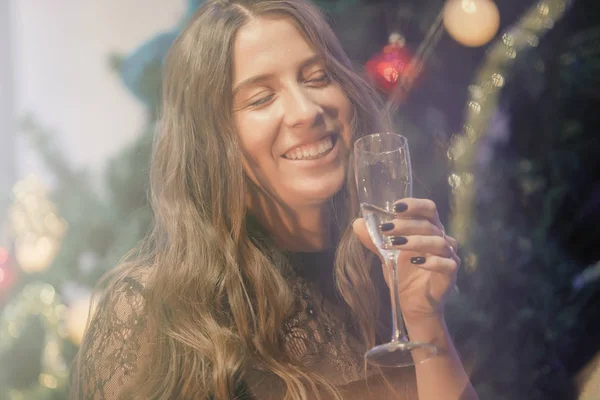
left=8, top=175, right=67, bottom=273
left=15, top=235, right=61, bottom=274
left=65, top=295, right=93, bottom=346
left=443, top=0, right=501, bottom=47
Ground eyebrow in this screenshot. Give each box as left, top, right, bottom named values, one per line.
left=232, top=54, right=323, bottom=96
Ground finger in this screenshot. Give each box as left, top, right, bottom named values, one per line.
left=392, top=198, right=443, bottom=229
left=400, top=253, right=460, bottom=275
left=379, top=218, right=443, bottom=237
left=383, top=235, right=453, bottom=258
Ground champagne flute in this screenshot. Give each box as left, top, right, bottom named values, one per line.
left=354, top=132, right=437, bottom=367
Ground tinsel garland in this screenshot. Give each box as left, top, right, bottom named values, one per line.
left=450, top=0, right=569, bottom=245
left=448, top=0, right=600, bottom=398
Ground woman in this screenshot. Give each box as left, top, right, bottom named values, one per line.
left=70, top=1, right=476, bottom=399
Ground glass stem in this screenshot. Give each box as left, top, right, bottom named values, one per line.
left=387, top=253, right=408, bottom=342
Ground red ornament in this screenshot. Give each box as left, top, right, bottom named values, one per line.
left=365, top=33, right=422, bottom=102
left=0, top=246, right=18, bottom=305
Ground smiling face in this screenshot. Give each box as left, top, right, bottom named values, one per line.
left=232, top=16, right=354, bottom=210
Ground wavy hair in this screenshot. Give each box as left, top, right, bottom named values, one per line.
left=88, top=1, right=391, bottom=399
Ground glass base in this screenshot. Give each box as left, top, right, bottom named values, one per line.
left=365, top=341, right=438, bottom=367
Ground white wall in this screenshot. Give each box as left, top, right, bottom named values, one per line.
left=1, top=0, right=16, bottom=209
left=10, top=0, right=186, bottom=187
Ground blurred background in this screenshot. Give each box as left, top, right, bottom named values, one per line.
left=1, top=0, right=598, bottom=399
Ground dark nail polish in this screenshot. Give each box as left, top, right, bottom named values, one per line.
left=380, top=222, right=395, bottom=232
left=410, top=257, right=426, bottom=265
left=394, top=202, right=408, bottom=213
left=391, top=236, right=408, bottom=245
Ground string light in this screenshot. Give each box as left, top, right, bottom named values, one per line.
left=450, top=0, right=570, bottom=266
left=443, top=0, right=501, bottom=47
left=0, top=282, right=69, bottom=397
left=8, top=175, right=68, bottom=273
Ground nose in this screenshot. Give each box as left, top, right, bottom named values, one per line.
left=282, top=86, right=324, bottom=129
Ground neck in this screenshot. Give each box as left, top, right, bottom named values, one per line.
left=247, top=190, right=334, bottom=253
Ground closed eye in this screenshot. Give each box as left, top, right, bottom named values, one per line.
left=305, top=71, right=331, bottom=86
left=248, top=94, right=275, bottom=107
left=245, top=71, right=330, bottom=108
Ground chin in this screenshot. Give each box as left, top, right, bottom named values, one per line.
left=287, top=171, right=346, bottom=206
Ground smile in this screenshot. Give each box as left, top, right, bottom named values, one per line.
left=282, top=135, right=337, bottom=161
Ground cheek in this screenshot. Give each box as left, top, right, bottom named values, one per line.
left=339, top=96, right=355, bottom=147
left=236, top=114, right=272, bottom=156
left=325, top=84, right=354, bottom=138
left=234, top=113, right=280, bottom=181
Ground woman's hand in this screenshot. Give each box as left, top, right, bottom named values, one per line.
left=352, top=198, right=460, bottom=324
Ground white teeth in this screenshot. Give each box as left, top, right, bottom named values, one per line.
left=285, top=136, right=334, bottom=160
left=318, top=141, right=329, bottom=153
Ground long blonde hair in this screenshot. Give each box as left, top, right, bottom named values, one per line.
left=87, top=1, right=391, bottom=398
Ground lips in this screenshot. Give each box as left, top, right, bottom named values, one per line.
left=282, top=135, right=337, bottom=161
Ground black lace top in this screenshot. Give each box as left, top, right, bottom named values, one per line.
left=70, top=249, right=416, bottom=399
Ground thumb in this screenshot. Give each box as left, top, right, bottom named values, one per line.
left=352, top=218, right=384, bottom=262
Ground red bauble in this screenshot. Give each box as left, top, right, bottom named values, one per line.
left=365, top=38, right=422, bottom=102
left=0, top=246, right=17, bottom=305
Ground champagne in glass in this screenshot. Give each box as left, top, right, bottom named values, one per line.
left=354, top=132, right=437, bottom=367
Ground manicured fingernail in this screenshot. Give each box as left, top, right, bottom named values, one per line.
left=391, top=236, right=408, bottom=245
left=410, top=257, right=426, bottom=265
left=394, top=202, right=408, bottom=212
left=380, top=222, right=395, bottom=232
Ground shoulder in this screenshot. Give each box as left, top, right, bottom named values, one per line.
left=95, top=265, right=152, bottom=310
left=86, top=265, right=154, bottom=343
left=70, top=265, right=155, bottom=399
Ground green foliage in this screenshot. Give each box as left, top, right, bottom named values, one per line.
left=18, top=117, right=153, bottom=287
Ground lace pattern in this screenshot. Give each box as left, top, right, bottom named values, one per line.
left=70, top=252, right=411, bottom=399
left=282, top=276, right=365, bottom=384
left=71, top=271, right=152, bottom=400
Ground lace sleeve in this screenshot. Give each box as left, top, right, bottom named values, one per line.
left=69, top=269, right=153, bottom=400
